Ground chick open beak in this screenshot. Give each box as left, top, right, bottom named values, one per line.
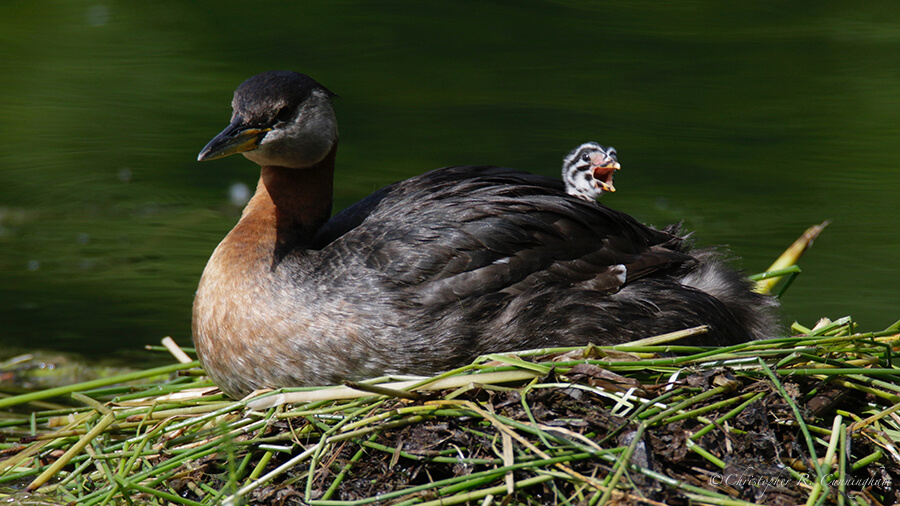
left=197, top=120, right=272, bottom=162
left=590, top=157, right=621, bottom=193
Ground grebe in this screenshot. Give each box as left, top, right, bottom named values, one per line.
left=192, top=71, right=778, bottom=398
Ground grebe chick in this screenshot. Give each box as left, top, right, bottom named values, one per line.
left=192, top=71, right=778, bottom=398
left=563, top=142, right=620, bottom=201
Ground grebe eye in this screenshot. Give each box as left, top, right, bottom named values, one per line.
left=276, top=106, right=293, bottom=123
left=581, top=153, right=591, bottom=162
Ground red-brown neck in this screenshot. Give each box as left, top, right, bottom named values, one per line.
left=238, top=144, right=337, bottom=265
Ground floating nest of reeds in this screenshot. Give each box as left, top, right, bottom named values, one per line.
left=1, top=316, right=900, bottom=506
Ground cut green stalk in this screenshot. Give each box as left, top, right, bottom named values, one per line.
left=686, top=439, right=726, bottom=469
left=27, top=412, right=116, bottom=492
left=413, top=475, right=554, bottom=506
left=759, top=360, right=822, bottom=481
left=0, top=361, right=200, bottom=410
left=113, top=475, right=205, bottom=506
left=805, top=415, right=842, bottom=506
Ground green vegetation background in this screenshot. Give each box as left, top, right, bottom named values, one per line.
left=1, top=1, right=898, bottom=356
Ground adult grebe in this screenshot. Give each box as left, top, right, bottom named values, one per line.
left=192, top=71, right=778, bottom=398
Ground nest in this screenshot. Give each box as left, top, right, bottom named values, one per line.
left=2, top=316, right=899, bottom=505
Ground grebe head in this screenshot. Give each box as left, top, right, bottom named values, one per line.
left=197, top=71, right=338, bottom=169
left=562, top=142, right=620, bottom=201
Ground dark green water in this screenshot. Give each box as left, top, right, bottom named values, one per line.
left=2, top=2, right=898, bottom=358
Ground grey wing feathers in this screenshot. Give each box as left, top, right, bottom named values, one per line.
left=319, top=166, right=689, bottom=306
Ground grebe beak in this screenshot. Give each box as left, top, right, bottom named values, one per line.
left=198, top=120, right=272, bottom=162
left=591, top=159, right=620, bottom=193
